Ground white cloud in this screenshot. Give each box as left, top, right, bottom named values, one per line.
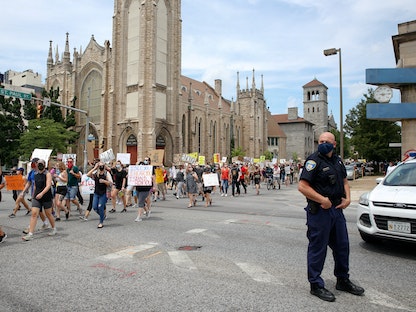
left=1, top=0, right=415, bottom=126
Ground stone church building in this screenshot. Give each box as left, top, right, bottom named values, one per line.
left=45, top=0, right=269, bottom=166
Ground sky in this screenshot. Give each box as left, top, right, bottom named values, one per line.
left=1, top=0, right=415, bottom=128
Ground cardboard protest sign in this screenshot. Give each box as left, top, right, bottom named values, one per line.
left=128, top=165, right=153, bottom=186
left=213, top=153, right=220, bottom=164
left=30, top=148, right=53, bottom=166
left=5, top=175, right=25, bottom=191
left=198, top=155, right=206, bottom=165
left=148, top=150, right=164, bottom=166
left=202, top=173, right=219, bottom=187
left=100, top=149, right=115, bottom=164
left=117, top=153, right=131, bottom=165
left=80, top=174, right=95, bottom=195
left=62, top=154, right=77, bottom=165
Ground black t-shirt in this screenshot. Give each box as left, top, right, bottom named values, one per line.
left=231, top=167, right=239, bottom=180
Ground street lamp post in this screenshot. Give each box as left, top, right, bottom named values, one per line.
left=323, top=48, right=344, bottom=161
left=83, top=87, right=91, bottom=174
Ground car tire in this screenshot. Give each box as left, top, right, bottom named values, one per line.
left=359, top=230, right=380, bottom=244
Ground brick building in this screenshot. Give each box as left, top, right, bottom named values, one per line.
left=45, top=0, right=269, bottom=166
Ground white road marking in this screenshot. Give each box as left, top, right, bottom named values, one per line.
left=236, top=262, right=283, bottom=284
left=98, top=243, right=158, bottom=260
left=186, top=228, right=207, bottom=233
left=224, top=219, right=239, bottom=224
left=366, top=288, right=416, bottom=311
left=168, top=250, right=197, bottom=270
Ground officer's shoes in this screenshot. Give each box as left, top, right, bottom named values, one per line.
left=310, top=285, right=335, bottom=302
left=336, top=278, right=365, bottom=296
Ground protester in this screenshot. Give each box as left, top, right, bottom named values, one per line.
left=110, top=160, right=127, bottom=213
left=9, top=168, right=31, bottom=217
left=220, top=163, right=230, bottom=196
left=202, top=167, right=213, bottom=207
left=65, top=158, right=83, bottom=216
left=52, top=161, right=70, bottom=221
left=185, top=164, right=198, bottom=208
left=86, top=161, right=113, bottom=228
left=22, top=159, right=57, bottom=241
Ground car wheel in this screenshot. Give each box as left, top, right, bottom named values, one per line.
left=359, top=230, right=380, bottom=244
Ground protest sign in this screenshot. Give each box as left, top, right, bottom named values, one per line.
left=100, top=149, right=115, bottom=164
left=202, top=173, right=219, bottom=187
left=80, top=174, right=95, bottom=195
left=5, top=175, right=25, bottom=191
left=117, top=153, right=131, bottom=165
left=128, top=165, right=153, bottom=186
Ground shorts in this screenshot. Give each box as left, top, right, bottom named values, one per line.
left=32, top=199, right=53, bottom=211
left=65, top=186, right=79, bottom=200
left=56, top=186, right=67, bottom=196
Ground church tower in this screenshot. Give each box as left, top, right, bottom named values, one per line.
left=303, top=78, right=329, bottom=140
left=111, top=0, right=181, bottom=163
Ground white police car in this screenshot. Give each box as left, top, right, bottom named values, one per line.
left=357, top=158, right=416, bottom=243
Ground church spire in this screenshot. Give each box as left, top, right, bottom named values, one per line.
left=252, top=68, right=256, bottom=93
left=63, top=32, right=71, bottom=66
left=47, top=40, right=53, bottom=66
left=261, top=74, right=264, bottom=94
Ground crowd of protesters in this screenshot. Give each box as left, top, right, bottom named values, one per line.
left=0, top=157, right=301, bottom=243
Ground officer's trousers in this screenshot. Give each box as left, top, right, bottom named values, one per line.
left=305, top=205, right=350, bottom=287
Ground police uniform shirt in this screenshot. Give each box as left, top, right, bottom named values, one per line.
left=300, top=151, right=347, bottom=201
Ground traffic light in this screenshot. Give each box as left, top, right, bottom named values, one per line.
left=36, top=104, right=43, bottom=118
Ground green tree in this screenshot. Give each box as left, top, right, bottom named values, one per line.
left=18, top=119, right=79, bottom=160
left=344, top=89, right=401, bottom=162
left=231, top=146, right=245, bottom=158
left=0, top=93, right=27, bottom=166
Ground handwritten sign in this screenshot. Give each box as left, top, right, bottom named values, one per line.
left=202, top=173, right=219, bottom=187
left=213, top=153, right=220, bottom=164
left=198, top=155, right=206, bottom=165
left=100, top=149, right=115, bottom=164
left=5, top=175, right=25, bottom=191
left=148, top=149, right=164, bottom=166
left=62, top=154, right=77, bottom=165
left=80, top=174, right=95, bottom=195
left=30, top=148, right=53, bottom=166
left=117, top=153, right=131, bottom=165
left=128, top=165, right=153, bottom=186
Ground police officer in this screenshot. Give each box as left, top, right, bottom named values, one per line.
left=298, top=132, right=364, bottom=302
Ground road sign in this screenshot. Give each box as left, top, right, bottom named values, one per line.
left=0, top=88, right=32, bottom=100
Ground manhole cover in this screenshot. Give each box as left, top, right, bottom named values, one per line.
left=177, top=245, right=202, bottom=251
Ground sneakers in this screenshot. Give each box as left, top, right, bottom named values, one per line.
left=23, top=228, right=29, bottom=234
left=48, top=228, right=57, bottom=236
left=65, top=211, right=70, bottom=220
left=78, top=207, right=83, bottom=215
left=134, top=216, right=142, bottom=222
left=41, top=224, right=50, bottom=231
left=55, top=217, right=61, bottom=221
left=0, top=234, right=7, bottom=243
left=146, top=210, right=151, bottom=218
left=9, top=213, right=16, bottom=218
left=22, top=233, right=34, bottom=241
left=79, top=215, right=88, bottom=221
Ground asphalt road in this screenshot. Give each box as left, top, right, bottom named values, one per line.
left=0, top=179, right=415, bottom=312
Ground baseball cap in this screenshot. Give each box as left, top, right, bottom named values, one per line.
left=17, top=168, right=25, bottom=172
left=31, top=157, right=39, bottom=163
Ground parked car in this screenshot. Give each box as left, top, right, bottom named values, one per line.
left=345, top=165, right=359, bottom=180
left=357, top=158, right=416, bottom=243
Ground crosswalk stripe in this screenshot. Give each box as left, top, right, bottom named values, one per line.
left=186, top=228, right=207, bottom=233
left=168, top=250, right=197, bottom=270
left=99, top=243, right=158, bottom=260
left=236, top=262, right=282, bottom=284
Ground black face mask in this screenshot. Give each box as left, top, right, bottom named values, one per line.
left=38, top=163, right=45, bottom=171
left=99, top=165, right=105, bottom=171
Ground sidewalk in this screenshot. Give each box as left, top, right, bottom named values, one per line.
left=349, top=175, right=380, bottom=201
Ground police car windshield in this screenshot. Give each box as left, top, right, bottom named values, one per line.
left=383, top=162, right=416, bottom=186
